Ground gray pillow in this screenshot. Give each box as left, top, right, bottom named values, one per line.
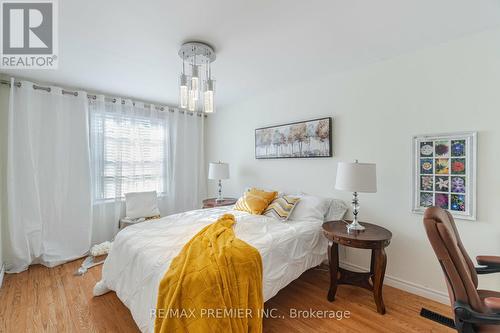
left=325, top=198, right=348, bottom=221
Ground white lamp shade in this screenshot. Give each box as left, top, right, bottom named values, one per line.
left=208, top=162, right=230, bottom=180
left=335, top=162, right=377, bottom=193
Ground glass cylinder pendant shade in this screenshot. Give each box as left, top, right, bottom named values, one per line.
left=188, top=89, right=196, bottom=111
left=179, top=74, right=188, bottom=109
left=191, top=65, right=199, bottom=101
left=203, top=79, right=215, bottom=113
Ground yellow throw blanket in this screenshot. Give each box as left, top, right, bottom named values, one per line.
left=154, top=214, right=263, bottom=333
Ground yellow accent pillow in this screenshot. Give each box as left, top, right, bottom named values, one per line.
left=234, top=188, right=278, bottom=215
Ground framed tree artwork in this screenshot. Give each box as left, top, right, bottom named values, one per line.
left=411, top=132, right=477, bottom=220
left=255, top=117, right=332, bottom=159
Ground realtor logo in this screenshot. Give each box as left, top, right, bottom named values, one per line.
left=1, top=0, right=58, bottom=68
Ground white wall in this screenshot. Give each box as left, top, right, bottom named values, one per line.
left=206, top=28, right=500, bottom=302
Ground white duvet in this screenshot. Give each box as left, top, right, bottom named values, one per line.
left=96, top=206, right=328, bottom=333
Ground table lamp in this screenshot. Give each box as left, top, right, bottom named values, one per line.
left=208, top=162, right=230, bottom=202
left=335, top=160, right=377, bottom=232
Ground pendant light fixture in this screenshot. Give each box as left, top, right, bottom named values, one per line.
left=178, top=42, right=216, bottom=113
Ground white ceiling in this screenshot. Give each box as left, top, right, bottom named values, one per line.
left=2, top=0, right=500, bottom=108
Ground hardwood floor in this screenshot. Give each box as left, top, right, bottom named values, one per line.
left=0, top=259, right=453, bottom=333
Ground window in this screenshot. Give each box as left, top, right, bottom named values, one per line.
left=90, top=104, right=168, bottom=201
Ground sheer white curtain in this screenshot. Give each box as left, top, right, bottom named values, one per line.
left=166, top=109, right=206, bottom=213
left=6, top=79, right=92, bottom=273
left=89, top=96, right=206, bottom=243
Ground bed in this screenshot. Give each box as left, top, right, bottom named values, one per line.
left=95, top=200, right=346, bottom=332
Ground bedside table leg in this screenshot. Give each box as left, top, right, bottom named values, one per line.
left=327, top=242, right=339, bottom=302
left=370, top=249, right=375, bottom=275
left=372, top=248, right=387, bottom=314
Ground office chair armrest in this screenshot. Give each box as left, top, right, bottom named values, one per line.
left=476, top=256, right=500, bottom=274
left=455, top=301, right=500, bottom=325
left=485, top=298, right=500, bottom=313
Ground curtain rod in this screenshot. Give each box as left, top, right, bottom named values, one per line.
left=0, top=79, right=207, bottom=117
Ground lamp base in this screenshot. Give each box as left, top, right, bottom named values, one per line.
left=347, top=219, right=365, bottom=232
left=216, top=179, right=223, bottom=202
left=347, top=191, right=365, bottom=232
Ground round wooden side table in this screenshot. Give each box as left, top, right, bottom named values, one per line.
left=322, top=220, right=392, bottom=314
left=202, top=197, right=237, bottom=209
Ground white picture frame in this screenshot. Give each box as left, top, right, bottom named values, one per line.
left=411, top=132, right=477, bottom=220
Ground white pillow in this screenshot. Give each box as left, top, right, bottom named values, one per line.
left=125, top=191, right=160, bottom=219
left=288, top=195, right=331, bottom=222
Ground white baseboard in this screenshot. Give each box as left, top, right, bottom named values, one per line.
left=0, top=264, right=4, bottom=289
left=339, top=260, right=449, bottom=305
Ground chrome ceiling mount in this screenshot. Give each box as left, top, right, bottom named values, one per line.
left=178, top=42, right=216, bottom=65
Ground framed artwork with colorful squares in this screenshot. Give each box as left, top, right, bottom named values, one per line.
left=412, top=132, right=477, bottom=220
